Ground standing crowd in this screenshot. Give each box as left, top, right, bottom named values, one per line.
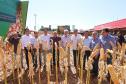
left=7, top=28, right=126, bottom=77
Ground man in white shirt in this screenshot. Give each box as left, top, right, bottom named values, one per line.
left=39, top=28, right=51, bottom=67
left=30, top=32, right=39, bottom=69
left=83, top=31, right=92, bottom=69
left=71, top=29, right=82, bottom=68
left=21, top=28, right=31, bottom=69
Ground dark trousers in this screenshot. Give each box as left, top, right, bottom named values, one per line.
left=39, top=49, right=42, bottom=67
left=31, top=48, right=37, bottom=69
left=83, top=50, right=91, bottom=68
left=92, top=55, right=99, bottom=76
left=24, top=47, right=29, bottom=69
left=73, top=50, right=78, bottom=67
left=52, top=48, right=59, bottom=66
left=107, top=54, right=112, bottom=65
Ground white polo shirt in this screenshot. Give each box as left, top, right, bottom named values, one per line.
left=71, top=34, right=82, bottom=50
left=39, top=34, right=51, bottom=50
left=21, top=35, right=31, bottom=49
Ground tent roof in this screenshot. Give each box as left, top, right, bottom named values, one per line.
left=94, top=18, right=126, bottom=30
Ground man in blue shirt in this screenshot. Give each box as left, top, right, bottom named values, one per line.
left=99, top=28, right=116, bottom=64
left=90, top=31, right=100, bottom=76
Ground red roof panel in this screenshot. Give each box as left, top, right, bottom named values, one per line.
left=94, top=18, right=126, bottom=30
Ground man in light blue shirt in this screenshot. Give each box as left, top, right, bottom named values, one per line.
left=83, top=31, right=92, bottom=69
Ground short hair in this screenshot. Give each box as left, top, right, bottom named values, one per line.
left=24, top=28, right=29, bottom=32
left=83, top=31, right=88, bottom=34
left=74, top=29, right=78, bottom=32
left=102, top=28, right=109, bottom=33
left=44, top=28, right=48, bottom=31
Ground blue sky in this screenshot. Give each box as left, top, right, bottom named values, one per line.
left=24, top=0, right=126, bottom=30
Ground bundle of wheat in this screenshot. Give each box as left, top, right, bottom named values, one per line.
left=107, top=65, right=119, bottom=84
left=27, top=44, right=35, bottom=84
left=0, top=44, right=7, bottom=84
left=16, top=41, right=23, bottom=84
left=98, top=48, right=107, bottom=84
left=46, top=53, right=52, bottom=84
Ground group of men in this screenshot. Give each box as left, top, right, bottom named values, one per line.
left=8, top=28, right=117, bottom=77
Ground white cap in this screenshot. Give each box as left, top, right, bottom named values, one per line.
left=64, top=29, right=68, bottom=32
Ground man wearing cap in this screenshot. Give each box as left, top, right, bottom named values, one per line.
left=61, top=29, right=71, bottom=49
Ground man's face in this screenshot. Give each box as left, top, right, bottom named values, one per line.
left=92, top=33, right=97, bottom=39
left=25, top=29, right=30, bottom=35
left=64, top=31, right=68, bottom=35
left=44, top=29, right=48, bottom=35
left=34, top=32, right=38, bottom=38
left=13, top=33, right=18, bottom=38
left=84, top=32, right=88, bottom=38
left=74, top=31, right=78, bottom=35
left=101, top=31, right=107, bottom=36
left=54, top=32, right=57, bottom=36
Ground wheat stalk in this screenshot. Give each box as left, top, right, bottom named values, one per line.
left=107, top=65, right=119, bottom=84
left=46, top=53, right=52, bottom=84
left=54, top=42, right=58, bottom=84
left=98, top=48, right=106, bottom=84
left=0, top=46, right=7, bottom=84
left=27, top=44, right=35, bottom=84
